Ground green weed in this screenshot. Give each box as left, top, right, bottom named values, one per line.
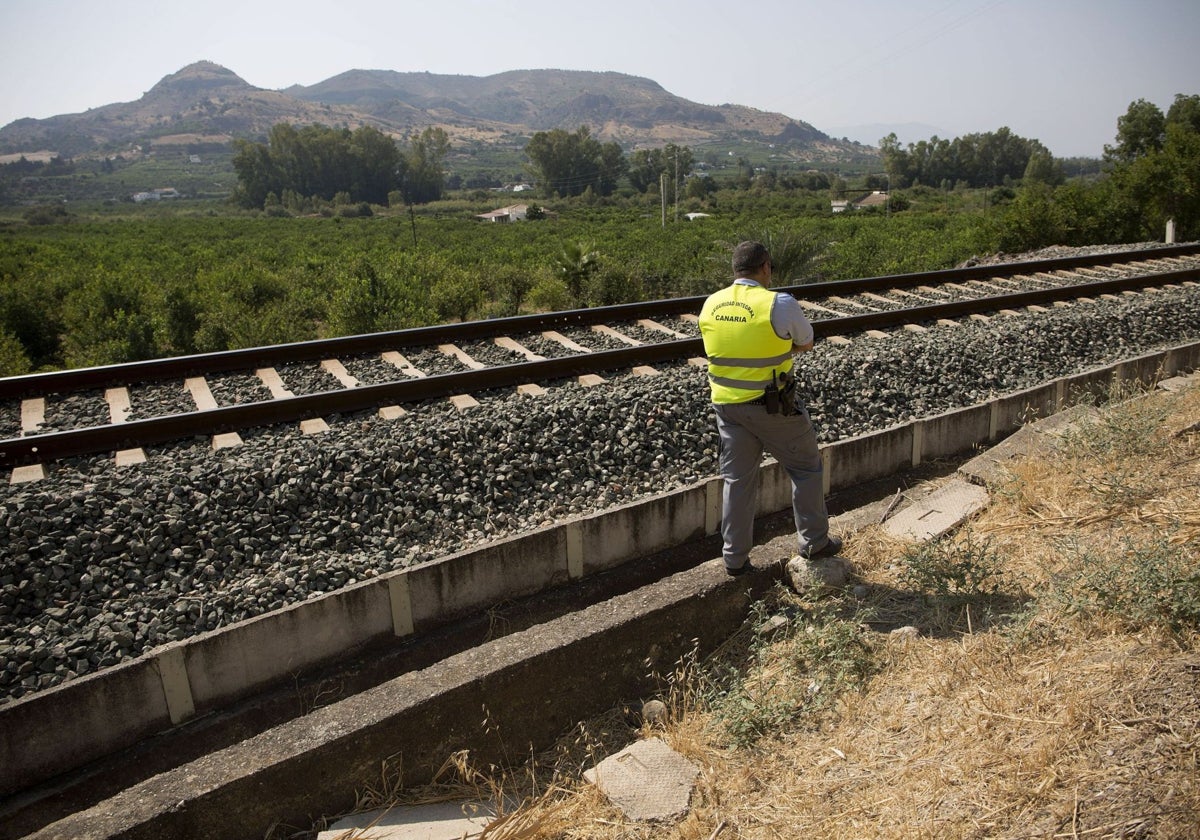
left=1061, top=536, right=1200, bottom=634
left=899, top=531, right=1007, bottom=604
left=708, top=599, right=877, bottom=748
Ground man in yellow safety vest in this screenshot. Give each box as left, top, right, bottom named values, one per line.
left=699, top=241, right=842, bottom=576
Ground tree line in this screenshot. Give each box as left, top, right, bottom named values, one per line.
left=231, top=124, right=450, bottom=210
left=879, top=127, right=1059, bottom=190
left=1102, top=94, right=1200, bottom=234
left=229, top=123, right=703, bottom=208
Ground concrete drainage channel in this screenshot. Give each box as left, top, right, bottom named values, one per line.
left=6, top=341, right=1200, bottom=840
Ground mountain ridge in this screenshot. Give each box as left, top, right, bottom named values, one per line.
left=0, top=61, right=868, bottom=162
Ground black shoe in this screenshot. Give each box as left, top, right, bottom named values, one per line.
left=801, top=535, right=843, bottom=560
left=725, top=562, right=750, bottom=577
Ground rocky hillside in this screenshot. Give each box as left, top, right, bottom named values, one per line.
left=0, top=62, right=386, bottom=158
left=0, top=61, right=866, bottom=162
left=284, top=68, right=828, bottom=147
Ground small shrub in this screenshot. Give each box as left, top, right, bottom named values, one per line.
left=0, top=329, right=31, bottom=376
left=484, top=265, right=536, bottom=317
left=1065, top=536, right=1200, bottom=634
left=585, top=264, right=643, bottom=307
left=527, top=275, right=570, bottom=312
left=23, top=204, right=71, bottom=225
left=431, top=270, right=484, bottom=323
left=711, top=601, right=876, bottom=747
left=1060, top=387, right=1169, bottom=460
left=1056, top=389, right=1175, bottom=507
left=900, top=531, right=1007, bottom=604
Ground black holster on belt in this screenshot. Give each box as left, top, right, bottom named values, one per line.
left=763, top=370, right=798, bottom=416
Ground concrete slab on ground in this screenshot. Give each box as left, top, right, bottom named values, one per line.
left=1159, top=372, right=1199, bottom=392
left=958, top=404, right=1100, bottom=487
left=882, top=478, right=989, bottom=542
left=583, top=737, right=699, bottom=822
left=316, top=799, right=496, bottom=840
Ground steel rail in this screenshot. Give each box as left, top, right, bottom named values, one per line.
left=2, top=266, right=1196, bottom=469
left=2, top=244, right=1198, bottom=401
left=778, top=241, right=1200, bottom=298
left=812, top=264, right=1200, bottom=333
left=0, top=343, right=703, bottom=468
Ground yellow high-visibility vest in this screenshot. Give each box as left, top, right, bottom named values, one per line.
left=699, top=283, right=794, bottom=404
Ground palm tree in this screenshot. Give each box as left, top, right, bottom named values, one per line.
left=717, top=228, right=828, bottom=285
left=552, top=240, right=600, bottom=300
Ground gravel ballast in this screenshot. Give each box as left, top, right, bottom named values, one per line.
left=2, top=244, right=1199, bottom=705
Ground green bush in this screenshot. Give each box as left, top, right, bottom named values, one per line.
left=900, top=532, right=1007, bottom=604
left=1065, top=537, right=1200, bottom=634
left=712, top=601, right=876, bottom=748
left=527, top=275, right=571, bottom=312
left=23, top=204, right=72, bottom=226
left=328, top=252, right=436, bottom=336
left=586, top=264, right=643, bottom=307
left=0, top=328, right=31, bottom=376
left=432, top=268, right=484, bottom=322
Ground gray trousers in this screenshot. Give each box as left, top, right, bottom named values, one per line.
left=713, top=401, right=829, bottom=570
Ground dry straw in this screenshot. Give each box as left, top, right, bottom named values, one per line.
left=316, top=382, right=1200, bottom=839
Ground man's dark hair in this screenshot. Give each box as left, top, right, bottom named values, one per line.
left=732, top=241, right=770, bottom=275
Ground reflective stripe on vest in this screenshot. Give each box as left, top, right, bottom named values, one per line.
left=698, top=283, right=794, bottom=403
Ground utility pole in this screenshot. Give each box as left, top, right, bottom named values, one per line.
left=673, top=149, right=679, bottom=223
left=661, top=172, right=667, bottom=228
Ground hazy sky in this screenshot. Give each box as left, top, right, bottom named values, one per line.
left=1, top=0, right=1196, bottom=157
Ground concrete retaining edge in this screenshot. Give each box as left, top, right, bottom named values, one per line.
left=31, top=557, right=774, bottom=840
left=5, top=339, right=1199, bottom=801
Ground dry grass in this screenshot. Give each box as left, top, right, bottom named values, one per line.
left=338, top=383, right=1200, bottom=839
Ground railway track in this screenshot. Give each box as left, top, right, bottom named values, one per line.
left=3, top=243, right=1199, bottom=474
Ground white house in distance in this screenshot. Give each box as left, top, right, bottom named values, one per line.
left=132, top=187, right=181, bottom=203
left=831, top=190, right=888, bottom=213
left=475, top=204, right=529, bottom=223
left=855, top=190, right=889, bottom=209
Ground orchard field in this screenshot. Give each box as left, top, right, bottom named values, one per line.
left=0, top=195, right=1006, bottom=376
